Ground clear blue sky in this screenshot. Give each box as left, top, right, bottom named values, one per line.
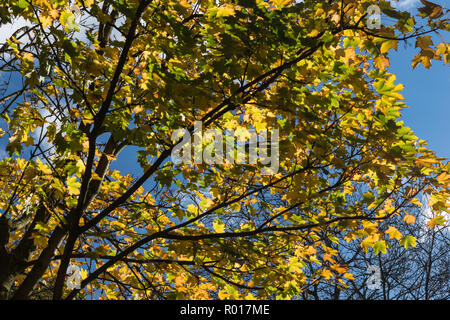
left=385, top=0, right=449, bottom=160
left=388, top=38, right=449, bottom=161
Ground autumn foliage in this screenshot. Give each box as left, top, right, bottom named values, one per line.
left=0, top=0, right=449, bottom=300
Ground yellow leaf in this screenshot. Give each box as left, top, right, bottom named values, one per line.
left=427, top=215, right=446, bottom=229
left=67, top=176, right=81, bottom=195
left=380, top=39, right=397, bottom=54
left=434, top=44, right=444, bottom=55
left=331, top=264, right=348, bottom=274
left=22, top=52, right=34, bottom=62
left=304, top=246, right=317, bottom=255
left=40, top=15, right=54, bottom=28
left=49, top=9, right=60, bottom=19
left=410, top=198, right=423, bottom=206
left=79, top=268, right=88, bottom=280
left=374, top=55, right=390, bottom=70
left=216, top=5, right=235, bottom=18
left=91, top=172, right=102, bottom=180
left=308, top=29, right=320, bottom=37
left=186, top=204, right=198, bottom=214
left=37, top=158, right=52, bottom=175
left=212, top=220, right=225, bottom=233
left=321, top=269, right=333, bottom=280
left=437, top=172, right=450, bottom=184
left=309, top=255, right=321, bottom=265
left=323, top=253, right=335, bottom=263
left=385, top=226, right=402, bottom=240
left=412, top=51, right=432, bottom=69
left=344, top=273, right=355, bottom=280
left=403, top=214, right=416, bottom=225
left=178, top=0, right=192, bottom=9
left=105, top=154, right=117, bottom=161
left=218, top=290, right=228, bottom=299
left=111, top=220, right=126, bottom=229
left=84, top=0, right=94, bottom=7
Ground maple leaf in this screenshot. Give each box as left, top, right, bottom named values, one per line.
left=385, top=226, right=402, bottom=240
left=400, top=235, right=417, bottom=249
left=216, top=5, right=235, bottom=18
left=427, top=215, right=446, bottom=229
left=66, top=176, right=81, bottom=195
left=403, top=214, right=416, bottom=225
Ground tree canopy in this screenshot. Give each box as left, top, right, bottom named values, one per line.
left=0, top=0, right=449, bottom=300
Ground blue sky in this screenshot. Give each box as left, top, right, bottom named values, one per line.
left=390, top=47, right=449, bottom=160
left=388, top=0, right=450, bottom=160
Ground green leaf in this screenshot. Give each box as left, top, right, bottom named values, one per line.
left=17, top=0, right=29, bottom=9
left=62, top=39, right=77, bottom=58
left=373, top=240, right=387, bottom=255
left=400, top=235, right=417, bottom=249
left=60, top=11, right=80, bottom=32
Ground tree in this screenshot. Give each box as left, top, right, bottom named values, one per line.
left=299, top=195, right=450, bottom=300
left=0, top=0, right=448, bottom=300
